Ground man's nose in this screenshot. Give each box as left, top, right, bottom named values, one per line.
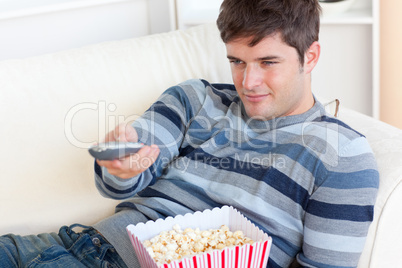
left=242, top=66, right=263, bottom=90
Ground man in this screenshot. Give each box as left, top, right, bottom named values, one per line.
left=0, top=0, right=378, bottom=267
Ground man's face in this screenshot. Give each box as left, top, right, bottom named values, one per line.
left=225, top=33, right=315, bottom=121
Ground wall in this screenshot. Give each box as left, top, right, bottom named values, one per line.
left=0, top=0, right=152, bottom=61
left=1, top=0, right=400, bottom=128
left=380, top=1, right=402, bottom=129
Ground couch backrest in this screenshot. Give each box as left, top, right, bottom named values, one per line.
left=0, top=23, right=232, bottom=234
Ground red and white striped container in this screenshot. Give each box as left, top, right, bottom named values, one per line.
left=127, top=206, right=272, bottom=268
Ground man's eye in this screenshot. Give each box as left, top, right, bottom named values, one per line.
left=262, top=61, right=275, bottom=66
left=230, top=60, right=243, bottom=65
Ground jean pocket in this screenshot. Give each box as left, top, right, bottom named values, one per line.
left=27, top=245, right=87, bottom=268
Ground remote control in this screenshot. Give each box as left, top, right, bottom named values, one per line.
left=88, top=142, right=144, bottom=160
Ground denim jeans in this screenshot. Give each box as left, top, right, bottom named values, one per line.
left=0, top=224, right=128, bottom=267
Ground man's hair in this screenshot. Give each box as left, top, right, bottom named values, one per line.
left=216, top=0, right=321, bottom=64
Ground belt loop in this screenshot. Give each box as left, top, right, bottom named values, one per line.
left=67, top=223, right=92, bottom=235
left=70, top=223, right=91, bottom=230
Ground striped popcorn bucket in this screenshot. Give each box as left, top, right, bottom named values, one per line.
left=127, top=206, right=272, bottom=268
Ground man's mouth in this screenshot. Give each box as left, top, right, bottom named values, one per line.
left=244, top=93, right=270, bottom=103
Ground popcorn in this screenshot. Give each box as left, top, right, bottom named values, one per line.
left=127, top=206, right=272, bottom=268
left=142, top=224, right=255, bottom=266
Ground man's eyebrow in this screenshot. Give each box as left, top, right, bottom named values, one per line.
left=258, top=56, right=281, bottom=61
left=226, top=55, right=282, bottom=61
left=227, top=55, right=240, bottom=60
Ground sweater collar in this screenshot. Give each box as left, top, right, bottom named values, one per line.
left=240, top=96, right=327, bottom=130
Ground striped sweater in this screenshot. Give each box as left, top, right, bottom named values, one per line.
left=95, top=79, right=379, bottom=268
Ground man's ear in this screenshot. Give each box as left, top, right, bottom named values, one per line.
left=304, top=41, right=320, bottom=74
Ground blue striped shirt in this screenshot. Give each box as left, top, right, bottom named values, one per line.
left=95, top=79, right=379, bottom=267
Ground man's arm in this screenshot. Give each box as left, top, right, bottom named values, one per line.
left=94, top=79, right=207, bottom=199
left=298, top=137, right=379, bottom=267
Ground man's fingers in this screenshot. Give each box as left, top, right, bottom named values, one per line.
left=125, top=124, right=139, bottom=142
left=119, top=145, right=160, bottom=174
left=96, top=159, right=122, bottom=169
left=103, top=123, right=138, bottom=143
left=96, top=145, right=160, bottom=179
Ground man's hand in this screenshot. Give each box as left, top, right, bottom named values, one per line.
left=96, top=123, right=160, bottom=179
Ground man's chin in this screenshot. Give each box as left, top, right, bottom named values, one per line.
left=244, top=109, right=274, bottom=121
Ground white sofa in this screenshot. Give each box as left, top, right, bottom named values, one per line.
left=0, top=23, right=401, bottom=267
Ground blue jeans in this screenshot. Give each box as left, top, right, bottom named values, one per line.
left=0, top=224, right=128, bottom=267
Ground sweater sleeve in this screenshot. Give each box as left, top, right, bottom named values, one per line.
left=297, top=136, right=379, bottom=267
left=94, top=79, right=207, bottom=199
